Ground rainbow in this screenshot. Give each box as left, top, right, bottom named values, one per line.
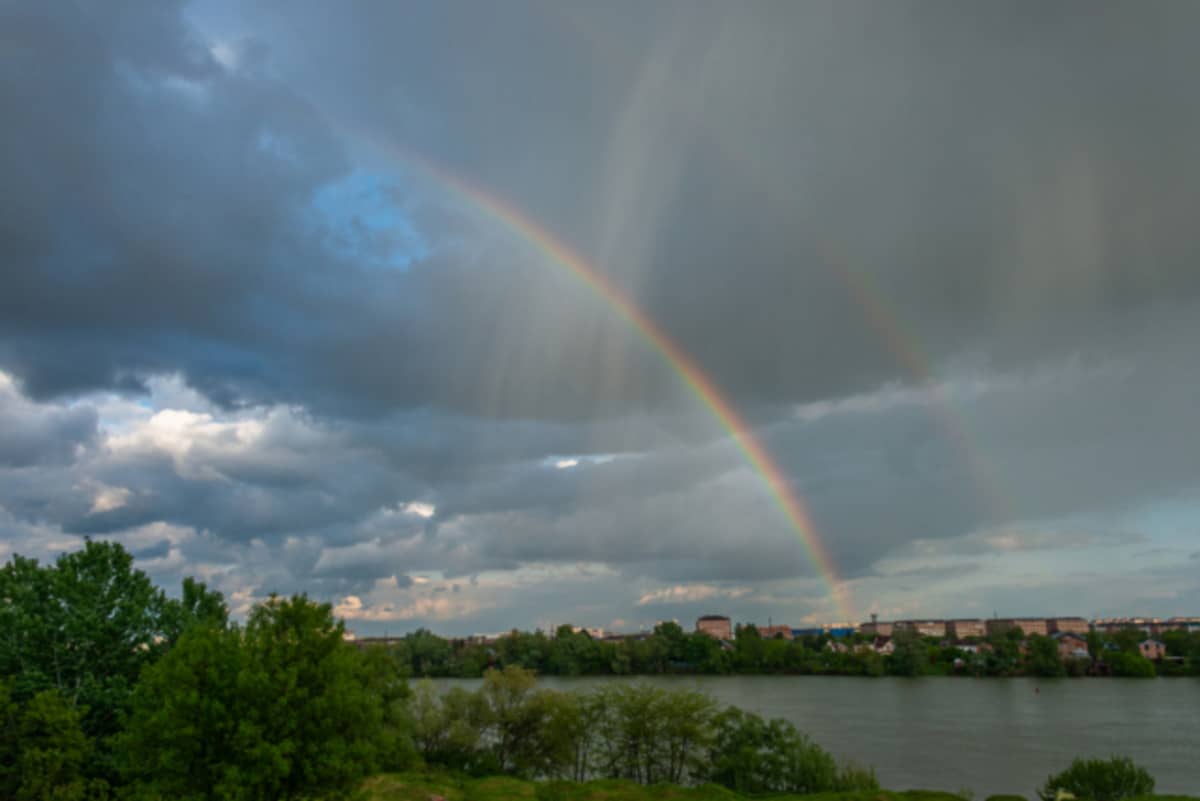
left=832, top=261, right=1005, bottom=522
left=350, top=136, right=852, bottom=621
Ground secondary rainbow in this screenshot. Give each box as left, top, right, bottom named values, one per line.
left=351, top=135, right=852, bottom=621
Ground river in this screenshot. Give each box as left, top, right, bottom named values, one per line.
left=433, top=675, right=1199, bottom=796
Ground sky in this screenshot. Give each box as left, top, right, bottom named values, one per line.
left=2, top=0, right=1199, bottom=635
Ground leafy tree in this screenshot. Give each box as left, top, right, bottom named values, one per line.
left=1038, top=756, right=1154, bottom=801
left=1110, top=627, right=1144, bottom=654
left=590, top=683, right=716, bottom=784
left=887, top=628, right=927, bottom=676
left=1105, top=650, right=1156, bottom=678
left=409, top=681, right=488, bottom=772
left=158, top=577, right=228, bottom=645
left=477, top=666, right=550, bottom=774
left=1025, top=634, right=1066, bottom=677
left=0, top=686, right=106, bottom=801
left=704, top=706, right=877, bottom=794
left=121, top=594, right=401, bottom=800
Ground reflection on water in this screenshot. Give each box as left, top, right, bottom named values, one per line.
left=434, top=675, right=1200, bottom=796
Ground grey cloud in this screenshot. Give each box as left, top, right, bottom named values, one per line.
left=0, top=384, right=97, bottom=466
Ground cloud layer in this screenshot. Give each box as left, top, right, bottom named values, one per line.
left=3, top=1, right=1200, bottom=632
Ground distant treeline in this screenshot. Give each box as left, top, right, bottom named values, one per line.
left=373, top=622, right=1200, bottom=679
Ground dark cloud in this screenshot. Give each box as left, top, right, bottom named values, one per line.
left=4, top=1, right=1200, bottom=632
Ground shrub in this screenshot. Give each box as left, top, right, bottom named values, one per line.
left=1038, top=756, right=1155, bottom=801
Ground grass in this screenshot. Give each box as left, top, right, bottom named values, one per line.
left=359, top=773, right=971, bottom=801
left=360, top=774, right=1200, bottom=801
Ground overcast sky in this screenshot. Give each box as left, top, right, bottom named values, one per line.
left=3, top=0, right=1199, bottom=634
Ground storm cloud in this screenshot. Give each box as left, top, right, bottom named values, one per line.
left=2, top=0, right=1200, bottom=633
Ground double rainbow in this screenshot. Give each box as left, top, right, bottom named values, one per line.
left=351, top=136, right=852, bottom=622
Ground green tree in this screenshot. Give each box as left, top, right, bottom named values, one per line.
left=704, top=706, right=877, bottom=794
left=121, top=594, right=399, bottom=800
left=1038, top=756, right=1154, bottom=801
left=1105, top=650, right=1156, bottom=678
left=0, top=686, right=106, bottom=801
left=477, top=665, right=550, bottom=775
left=158, top=577, right=228, bottom=645
left=1025, top=634, right=1066, bottom=677
left=887, top=628, right=927, bottom=676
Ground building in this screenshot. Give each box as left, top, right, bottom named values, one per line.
left=757, top=625, right=794, bottom=640
left=896, top=619, right=947, bottom=638
left=1139, top=639, right=1167, bottom=661
left=986, top=618, right=1049, bottom=637
left=859, top=614, right=893, bottom=637
left=872, top=636, right=894, bottom=655
left=696, top=615, right=732, bottom=640
left=1052, top=632, right=1090, bottom=660
left=1163, top=616, right=1200, bottom=633
left=1046, top=617, right=1089, bottom=635
left=1092, top=617, right=1157, bottom=635
left=946, top=619, right=986, bottom=638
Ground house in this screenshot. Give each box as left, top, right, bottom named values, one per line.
left=825, top=640, right=848, bottom=653
left=1139, top=639, right=1167, bottom=661
left=953, top=640, right=989, bottom=655
left=757, top=625, right=794, bottom=640
left=1052, top=632, right=1089, bottom=660
left=873, top=636, right=894, bottom=655
left=696, top=615, right=732, bottom=640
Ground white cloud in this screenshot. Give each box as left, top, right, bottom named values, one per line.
left=637, top=583, right=753, bottom=606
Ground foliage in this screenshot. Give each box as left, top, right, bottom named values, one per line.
left=703, top=707, right=876, bottom=794
left=1038, top=756, right=1155, bottom=801
left=1025, top=635, right=1066, bottom=678
left=1104, top=651, right=1156, bottom=678
left=0, top=685, right=108, bottom=801
left=120, top=594, right=409, bottom=800
left=0, top=541, right=165, bottom=745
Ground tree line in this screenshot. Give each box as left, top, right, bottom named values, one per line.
left=377, top=620, right=1200, bottom=679
left=0, top=540, right=879, bottom=800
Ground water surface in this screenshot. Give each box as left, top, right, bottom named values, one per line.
left=435, top=675, right=1200, bottom=796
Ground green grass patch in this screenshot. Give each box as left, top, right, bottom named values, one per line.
left=359, top=774, right=971, bottom=801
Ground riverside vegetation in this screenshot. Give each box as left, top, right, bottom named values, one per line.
left=373, top=622, right=1200, bottom=679
left=0, top=540, right=1193, bottom=801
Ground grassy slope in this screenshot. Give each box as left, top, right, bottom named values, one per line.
left=361, top=773, right=967, bottom=801
left=361, top=774, right=1200, bottom=801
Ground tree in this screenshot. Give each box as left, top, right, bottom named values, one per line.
left=0, top=686, right=105, bottom=801
left=704, top=706, right=877, bottom=794
left=477, top=665, right=549, bottom=774
left=120, top=594, right=401, bottom=800
left=1026, top=634, right=1066, bottom=677
left=887, top=628, right=927, bottom=676
left=0, top=540, right=179, bottom=784
left=1038, top=756, right=1154, bottom=801
left=158, top=577, right=228, bottom=645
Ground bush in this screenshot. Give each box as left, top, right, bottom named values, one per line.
left=985, top=796, right=1029, bottom=801
left=1038, top=756, right=1155, bottom=801
left=702, top=706, right=877, bottom=795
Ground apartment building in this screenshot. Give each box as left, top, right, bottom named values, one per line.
left=946, top=619, right=986, bottom=638
left=986, top=618, right=1049, bottom=636
left=696, top=615, right=732, bottom=640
